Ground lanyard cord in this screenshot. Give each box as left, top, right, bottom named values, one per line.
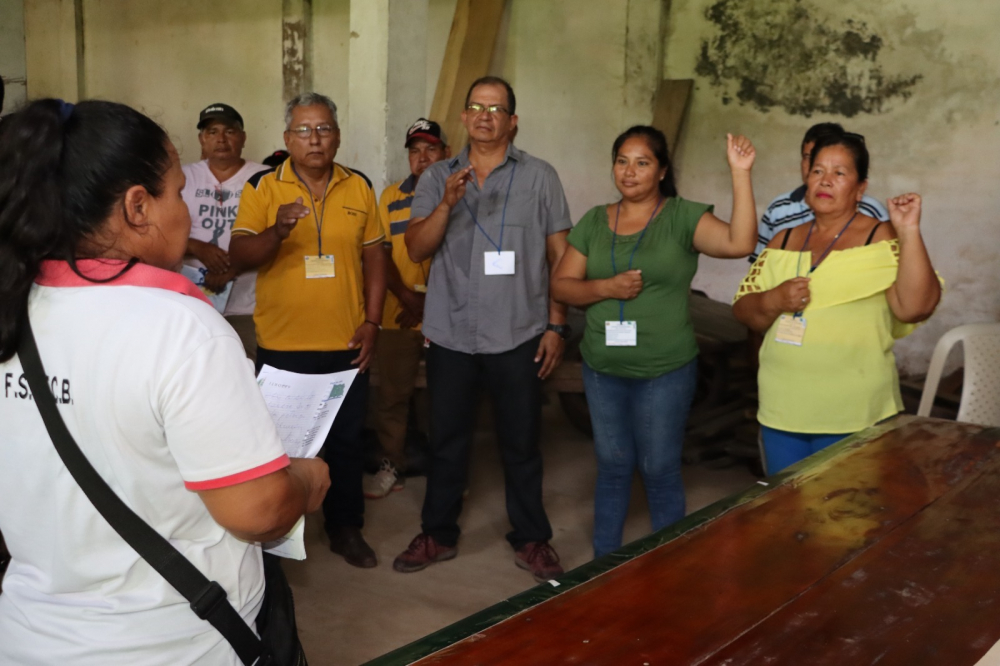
left=462, top=161, right=517, bottom=254
left=292, top=164, right=332, bottom=257
left=794, top=212, right=858, bottom=278
left=611, top=197, right=663, bottom=322
left=793, top=212, right=857, bottom=317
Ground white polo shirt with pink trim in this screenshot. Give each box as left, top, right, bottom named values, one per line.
left=0, top=260, right=288, bottom=665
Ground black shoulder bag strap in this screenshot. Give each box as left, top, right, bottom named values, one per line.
left=17, top=317, right=265, bottom=666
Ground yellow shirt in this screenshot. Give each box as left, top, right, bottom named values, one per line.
left=232, top=159, right=384, bottom=351
left=734, top=240, right=932, bottom=434
left=377, top=175, right=431, bottom=331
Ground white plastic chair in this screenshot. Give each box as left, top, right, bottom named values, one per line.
left=917, top=323, right=1000, bottom=427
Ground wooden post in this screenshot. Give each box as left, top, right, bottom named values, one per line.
left=429, top=0, right=507, bottom=150
left=652, top=78, right=694, bottom=158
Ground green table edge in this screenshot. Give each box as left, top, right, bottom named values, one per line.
left=362, top=417, right=909, bottom=666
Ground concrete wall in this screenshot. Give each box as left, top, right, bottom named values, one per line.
left=0, top=0, right=27, bottom=115
left=19, top=0, right=999, bottom=372
left=660, top=0, right=1000, bottom=373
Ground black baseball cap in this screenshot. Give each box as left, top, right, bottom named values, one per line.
left=405, top=118, right=447, bottom=147
left=197, top=103, right=244, bottom=130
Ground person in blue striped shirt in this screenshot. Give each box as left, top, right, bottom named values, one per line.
left=751, top=123, right=888, bottom=262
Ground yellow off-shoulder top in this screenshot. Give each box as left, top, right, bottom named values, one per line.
left=734, top=240, right=935, bottom=434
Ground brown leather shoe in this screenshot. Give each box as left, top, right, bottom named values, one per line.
left=515, top=541, right=563, bottom=583
left=328, top=526, right=377, bottom=568
left=392, top=533, right=457, bottom=573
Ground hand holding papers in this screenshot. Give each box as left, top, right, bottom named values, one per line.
left=256, top=364, right=358, bottom=558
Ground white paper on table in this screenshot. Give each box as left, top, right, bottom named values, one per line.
left=256, top=365, right=359, bottom=559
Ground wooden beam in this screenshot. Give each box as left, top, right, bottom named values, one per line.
left=429, top=0, right=507, bottom=150
left=651, top=78, right=693, bottom=158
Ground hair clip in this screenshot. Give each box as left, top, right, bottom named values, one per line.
left=58, top=100, right=75, bottom=122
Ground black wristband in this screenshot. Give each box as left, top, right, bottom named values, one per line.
left=546, top=323, right=571, bottom=340
left=364, top=320, right=382, bottom=330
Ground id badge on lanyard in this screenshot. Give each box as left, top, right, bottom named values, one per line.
left=774, top=314, right=806, bottom=346
left=777, top=214, right=857, bottom=347
left=464, top=162, right=517, bottom=276
left=294, top=165, right=335, bottom=280
left=305, top=254, right=336, bottom=278
left=484, top=251, right=515, bottom=275
left=604, top=198, right=662, bottom=348
left=605, top=320, right=637, bottom=346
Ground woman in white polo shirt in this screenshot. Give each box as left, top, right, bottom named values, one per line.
left=0, top=99, right=330, bottom=665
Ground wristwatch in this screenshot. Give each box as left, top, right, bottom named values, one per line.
left=546, top=323, right=571, bottom=340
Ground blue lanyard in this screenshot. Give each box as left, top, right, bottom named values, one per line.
left=611, top=198, right=663, bottom=322
left=793, top=212, right=857, bottom=317
left=292, top=164, right=332, bottom=256
left=794, top=212, right=858, bottom=278
left=462, top=161, right=517, bottom=253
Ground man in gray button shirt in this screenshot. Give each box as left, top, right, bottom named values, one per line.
left=393, top=76, right=572, bottom=583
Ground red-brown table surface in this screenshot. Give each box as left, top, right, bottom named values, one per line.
left=367, top=416, right=1000, bottom=665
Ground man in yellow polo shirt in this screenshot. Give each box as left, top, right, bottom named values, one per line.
left=365, top=119, right=449, bottom=499
left=230, top=92, right=386, bottom=568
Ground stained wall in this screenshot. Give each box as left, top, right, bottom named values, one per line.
left=18, top=0, right=998, bottom=372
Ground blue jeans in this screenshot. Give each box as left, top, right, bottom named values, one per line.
left=582, top=359, right=697, bottom=558
left=760, top=426, right=851, bottom=475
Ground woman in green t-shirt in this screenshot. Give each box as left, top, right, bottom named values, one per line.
left=552, top=126, right=758, bottom=557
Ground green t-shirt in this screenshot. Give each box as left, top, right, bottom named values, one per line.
left=567, top=197, right=712, bottom=379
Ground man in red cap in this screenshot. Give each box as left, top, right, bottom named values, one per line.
left=365, top=119, right=450, bottom=499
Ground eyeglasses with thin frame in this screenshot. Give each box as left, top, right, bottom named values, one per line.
left=287, top=125, right=337, bottom=139
left=466, top=103, right=509, bottom=116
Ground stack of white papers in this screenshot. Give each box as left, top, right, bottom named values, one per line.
left=256, top=364, right=358, bottom=559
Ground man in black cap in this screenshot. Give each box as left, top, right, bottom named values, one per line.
left=365, top=119, right=449, bottom=499
left=181, top=103, right=266, bottom=359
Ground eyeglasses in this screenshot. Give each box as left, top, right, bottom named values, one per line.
left=287, top=125, right=337, bottom=139
left=466, top=103, right=509, bottom=116
left=843, top=131, right=866, bottom=143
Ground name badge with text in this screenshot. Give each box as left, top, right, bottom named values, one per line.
left=605, top=321, right=638, bottom=347
left=484, top=251, right=516, bottom=275
left=304, top=255, right=336, bottom=279
left=774, top=314, right=806, bottom=346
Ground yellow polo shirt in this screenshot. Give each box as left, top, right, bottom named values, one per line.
left=378, top=175, right=431, bottom=331
left=232, top=159, right=384, bottom=351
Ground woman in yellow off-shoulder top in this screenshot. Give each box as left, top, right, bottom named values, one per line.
left=732, top=131, right=941, bottom=474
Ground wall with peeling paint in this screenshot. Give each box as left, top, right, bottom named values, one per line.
left=497, top=1, right=643, bottom=223
left=662, top=0, right=1000, bottom=373
left=19, top=0, right=998, bottom=372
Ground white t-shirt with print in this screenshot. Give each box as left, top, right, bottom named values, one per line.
left=0, top=283, right=288, bottom=665
left=183, top=159, right=267, bottom=316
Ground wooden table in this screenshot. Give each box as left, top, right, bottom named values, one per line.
left=366, top=416, right=1000, bottom=665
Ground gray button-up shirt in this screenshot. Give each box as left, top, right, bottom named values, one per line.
left=410, top=143, right=572, bottom=354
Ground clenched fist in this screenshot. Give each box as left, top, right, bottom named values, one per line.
left=768, top=277, right=811, bottom=313
left=603, top=270, right=644, bottom=300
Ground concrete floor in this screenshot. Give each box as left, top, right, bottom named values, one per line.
left=284, top=399, right=759, bottom=666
